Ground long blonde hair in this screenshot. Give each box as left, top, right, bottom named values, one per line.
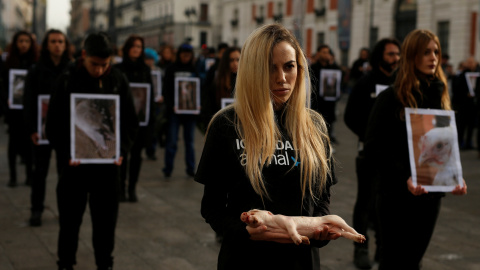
left=230, top=24, right=331, bottom=203
left=395, top=29, right=451, bottom=111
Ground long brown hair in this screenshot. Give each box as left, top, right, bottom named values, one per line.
left=5, top=31, right=37, bottom=68
left=215, top=47, right=240, bottom=107
left=394, top=29, right=450, bottom=111
left=122, top=35, right=145, bottom=61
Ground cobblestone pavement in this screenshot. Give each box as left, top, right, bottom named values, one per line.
left=0, top=98, right=479, bottom=270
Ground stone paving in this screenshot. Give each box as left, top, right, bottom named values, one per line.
left=0, top=98, right=479, bottom=270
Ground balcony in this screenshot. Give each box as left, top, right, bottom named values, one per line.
left=255, top=16, right=264, bottom=25
left=273, top=13, right=283, bottom=23
left=315, top=7, right=326, bottom=17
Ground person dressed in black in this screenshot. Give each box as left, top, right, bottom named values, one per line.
left=196, top=24, right=364, bottom=270
left=23, top=29, right=72, bottom=226
left=349, top=47, right=370, bottom=85
left=309, top=44, right=342, bottom=143
left=452, top=56, right=478, bottom=149
left=162, top=43, right=199, bottom=177
left=344, top=38, right=400, bottom=269
left=46, top=33, right=138, bottom=270
left=364, top=29, right=467, bottom=270
left=114, top=35, right=155, bottom=202
left=202, top=47, right=240, bottom=132
left=1, top=30, right=37, bottom=187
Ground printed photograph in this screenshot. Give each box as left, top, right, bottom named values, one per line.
left=70, top=94, right=120, bottom=164
left=375, top=84, right=389, bottom=97
left=221, top=98, right=235, bottom=109
left=405, top=108, right=463, bottom=192
left=8, top=69, right=28, bottom=109
left=174, top=77, right=201, bottom=114
left=319, top=69, right=342, bottom=101
left=130, top=83, right=151, bottom=126
left=151, top=70, right=162, bottom=100
left=205, top=58, right=216, bottom=71
left=464, top=72, right=479, bottom=96
left=37, top=95, right=50, bottom=145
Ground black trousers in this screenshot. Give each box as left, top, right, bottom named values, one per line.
left=352, top=152, right=379, bottom=249
left=30, top=144, right=59, bottom=213
left=377, top=193, right=441, bottom=270
left=120, top=128, right=147, bottom=193
left=456, top=105, right=476, bottom=146
left=7, top=123, right=33, bottom=182
left=57, top=164, right=120, bottom=268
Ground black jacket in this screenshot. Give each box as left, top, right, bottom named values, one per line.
left=1, top=55, right=36, bottom=125
left=163, top=61, right=199, bottom=117
left=452, top=70, right=476, bottom=111
left=45, top=60, right=138, bottom=164
left=364, top=78, right=446, bottom=197
left=196, top=108, right=336, bottom=270
left=344, top=69, right=396, bottom=142
left=114, top=58, right=155, bottom=130
left=23, top=57, right=70, bottom=135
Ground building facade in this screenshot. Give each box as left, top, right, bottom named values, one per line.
left=68, top=0, right=480, bottom=69
left=70, top=0, right=223, bottom=50
left=0, top=0, right=33, bottom=48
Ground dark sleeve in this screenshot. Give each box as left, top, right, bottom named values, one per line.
left=45, top=74, right=70, bottom=161
left=364, top=90, right=391, bottom=165
left=195, top=115, right=251, bottom=240
left=23, top=65, right=38, bottom=135
left=344, top=77, right=374, bottom=140
left=162, top=66, right=174, bottom=114
left=119, top=73, right=139, bottom=154
left=0, top=66, right=8, bottom=117
left=146, top=66, right=156, bottom=130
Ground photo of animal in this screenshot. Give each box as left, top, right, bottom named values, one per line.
left=406, top=110, right=463, bottom=191
left=319, top=69, right=342, bottom=101
left=8, top=69, right=28, bottom=109
left=37, top=95, right=50, bottom=144
left=130, top=83, right=150, bottom=126
left=72, top=96, right=118, bottom=161
left=174, top=77, right=201, bottom=114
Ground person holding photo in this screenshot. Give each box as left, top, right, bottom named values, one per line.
left=365, top=29, right=467, bottom=270
left=114, top=35, right=155, bottom=202
left=46, top=32, right=138, bottom=270
left=309, top=45, right=342, bottom=144
left=195, top=24, right=359, bottom=270
left=1, top=30, right=37, bottom=187
left=23, top=29, right=72, bottom=226
left=344, top=37, right=401, bottom=268
left=162, top=43, right=199, bottom=177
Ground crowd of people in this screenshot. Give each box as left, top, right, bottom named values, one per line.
left=0, top=24, right=474, bottom=270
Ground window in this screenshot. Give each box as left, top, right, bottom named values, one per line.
left=277, top=2, right=283, bottom=14
left=438, top=21, right=449, bottom=55
left=200, top=3, right=208, bottom=22
left=369, top=27, right=378, bottom=49
left=200, top=31, right=207, bottom=46
left=317, top=32, right=325, bottom=46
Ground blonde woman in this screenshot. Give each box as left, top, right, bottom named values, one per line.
left=195, top=24, right=354, bottom=269
left=365, top=29, right=467, bottom=270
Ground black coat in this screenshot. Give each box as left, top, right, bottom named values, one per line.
left=364, top=78, right=446, bottom=197
left=344, top=69, right=396, bottom=142
left=45, top=60, right=138, bottom=165
left=23, top=57, right=70, bottom=135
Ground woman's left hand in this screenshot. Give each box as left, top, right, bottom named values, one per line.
left=407, top=177, right=428, bottom=196
left=451, top=179, right=467, bottom=195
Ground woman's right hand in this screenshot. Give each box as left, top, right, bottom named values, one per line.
left=407, top=177, right=428, bottom=196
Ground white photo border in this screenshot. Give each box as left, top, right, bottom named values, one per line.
left=174, top=76, right=201, bottom=115
left=8, top=69, right=28, bottom=110
left=464, top=72, right=479, bottom=97
left=70, top=93, right=120, bottom=164
left=151, top=70, right=162, bottom=100
left=37, top=95, right=50, bottom=145
left=319, top=69, right=342, bottom=101
left=405, top=107, right=463, bottom=192
left=129, top=82, right=151, bottom=127
left=221, top=98, right=235, bottom=109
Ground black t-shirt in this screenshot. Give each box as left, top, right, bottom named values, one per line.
left=195, top=107, right=336, bottom=270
